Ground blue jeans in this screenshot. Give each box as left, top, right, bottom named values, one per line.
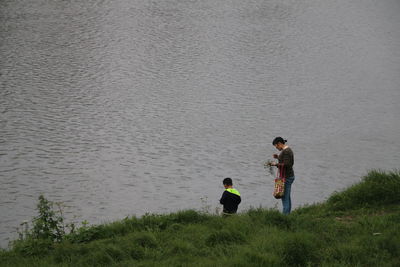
left=282, top=176, right=295, bottom=214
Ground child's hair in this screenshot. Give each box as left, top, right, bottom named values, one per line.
left=223, top=177, right=233, bottom=186
left=272, top=137, right=287, bottom=145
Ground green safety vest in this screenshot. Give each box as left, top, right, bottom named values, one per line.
left=226, top=188, right=241, bottom=196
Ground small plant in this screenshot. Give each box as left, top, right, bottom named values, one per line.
left=31, top=195, right=66, bottom=242
left=200, top=196, right=212, bottom=214
left=16, top=195, right=69, bottom=243
left=264, top=160, right=275, bottom=175
left=17, top=221, right=30, bottom=241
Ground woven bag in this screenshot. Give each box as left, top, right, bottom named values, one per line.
left=273, top=164, right=286, bottom=199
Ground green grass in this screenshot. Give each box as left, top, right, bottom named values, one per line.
left=1, top=170, right=399, bottom=267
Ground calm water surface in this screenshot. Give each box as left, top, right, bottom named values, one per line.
left=1, top=0, right=399, bottom=247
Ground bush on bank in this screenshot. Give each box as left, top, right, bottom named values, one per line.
left=0, top=170, right=399, bottom=266
left=327, top=170, right=400, bottom=210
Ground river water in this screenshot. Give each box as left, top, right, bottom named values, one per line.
left=1, top=0, right=399, bottom=247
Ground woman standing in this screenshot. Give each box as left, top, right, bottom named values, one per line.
left=270, top=137, right=295, bottom=214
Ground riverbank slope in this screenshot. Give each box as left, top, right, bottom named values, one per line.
left=1, top=170, right=399, bottom=266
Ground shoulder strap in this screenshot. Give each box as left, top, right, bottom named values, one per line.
left=277, top=164, right=285, bottom=179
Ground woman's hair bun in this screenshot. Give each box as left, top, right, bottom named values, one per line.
left=272, top=137, right=287, bottom=145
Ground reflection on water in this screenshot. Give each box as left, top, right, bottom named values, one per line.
left=1, top=0, right=399, bottom=247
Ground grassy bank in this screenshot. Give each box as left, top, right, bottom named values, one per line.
left=1, top=170, right=399, bottom=266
